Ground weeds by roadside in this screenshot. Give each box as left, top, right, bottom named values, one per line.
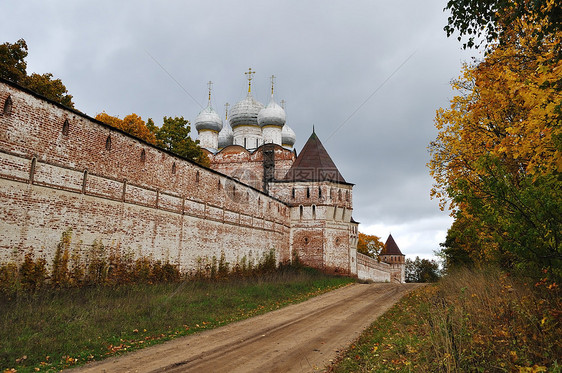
left=0, top=265, right=353, bottom=372
left=329, top=267, right=561, bottom=372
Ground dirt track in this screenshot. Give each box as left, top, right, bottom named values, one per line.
left=71, top=283, right=420, bottom=373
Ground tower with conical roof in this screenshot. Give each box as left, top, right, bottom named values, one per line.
left=380, top=234, right=406, bottom=283
left=268, top=129, right=357, bottom=275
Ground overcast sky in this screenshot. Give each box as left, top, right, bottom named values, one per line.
left=1, top=1, right=480, bottom=260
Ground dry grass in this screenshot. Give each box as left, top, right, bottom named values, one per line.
left=330, top=267, right=561, bottom=372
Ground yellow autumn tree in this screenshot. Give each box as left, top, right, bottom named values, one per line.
left=95, top=112, right=157, bottom=145
left=429, top=17, right=562, bottom=278
left=357, top=232, right=384, bottom=259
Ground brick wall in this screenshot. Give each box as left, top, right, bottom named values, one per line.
left=356, top=253, right=391, bottom=282
left=0, top=80, right=290, bottom=269
left=0, top=78, right=400, bottom=283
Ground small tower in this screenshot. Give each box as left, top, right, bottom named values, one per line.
left=195, top=81, right=223, bottom=151
left=380, top=234, right=406, bottom=283
left=258, top=75, right=286, bottom=146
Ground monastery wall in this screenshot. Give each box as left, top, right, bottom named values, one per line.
left=0, top=80, right=290, bottom=269
left=356, top=253, right=391, bottom=283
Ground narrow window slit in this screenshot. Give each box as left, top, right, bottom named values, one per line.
left=3, top=95, right=12, bottom=116
left=62, top=119, right=70, bottom=136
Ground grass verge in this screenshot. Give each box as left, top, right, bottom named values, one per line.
left=328, top=267, right=561, bottom=372
left=0, top=266, right=353, bottom=372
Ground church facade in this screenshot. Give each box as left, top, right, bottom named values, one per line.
left=0, top=72, right=405, bottom=283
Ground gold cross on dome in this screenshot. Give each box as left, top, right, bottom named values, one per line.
left=245, top=68, right=255, bottom=93
left=280, top=99, right=286, bottom=109
left=224, top=102, right=230, bottom=120
left=207, top=81, right=213, bottom=102
left=270, top=75, right=276, bottom=95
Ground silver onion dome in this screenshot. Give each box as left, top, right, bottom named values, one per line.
left=281, top=124, right=296, bottom=147
left=257, top=97, right=286, bottom=127
left=218, top=121, right=234, bottom=149
left=229, top=92, right=264, bottom=128
left=195, top=104, right=223, bottom=132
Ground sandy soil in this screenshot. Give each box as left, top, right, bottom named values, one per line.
left=70, top=282, right=421, bottom=373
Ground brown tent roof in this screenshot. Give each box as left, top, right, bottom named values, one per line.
left=381, top=234, right=404, bottom=256
left=283, top=130, right=347, bottom=183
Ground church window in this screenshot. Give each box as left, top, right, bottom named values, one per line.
left=346, top=190, right=350, bottom=202
left=3, top=95, right=12, bottom=116
left=244, top=138, right=247, bottom=148
left=312, top=205, right=316, bottom=219
left=256, top=138, right=259, bottom=148
left=318, top=187, right=322, bottom=199
left=62, top=119, right=70, bottom=136
left=105, top=135, right=111, bottom=151
left=336, top=237, right=340, bottom=245
left=338, top=190, right=342, bottom=201
left=299, top=205, right=303, bottom=220
left=306, top=187, right=310, bottom=198
left=140, top=149, right=146, bottom=163
left=218, top=179, right=221, bottom=190
left=172, top=162, right=176, bottom=174
left=246, top=191, right=249, bottom=201
left=333, top=206, right=337, bottom=220
left=304, top=237, right=309, bottom=245
left=196, top=171, right=200, bottom=182
left=291, top=187, right=295, bottom=199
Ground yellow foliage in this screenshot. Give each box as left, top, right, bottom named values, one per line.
left=357, top=232, right=384, bottom=258
left=95, top=112, right=157, bottom=145
left=429, top=19, right=561, bottom=213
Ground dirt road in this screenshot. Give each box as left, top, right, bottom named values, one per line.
left=72, top=283, right=420, bottom=373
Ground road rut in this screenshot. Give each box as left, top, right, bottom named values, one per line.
left=71, top=283, right=420, bottom=372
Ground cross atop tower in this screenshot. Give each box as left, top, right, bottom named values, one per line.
left=245, top=68, right=255, bottom=93
left=280, top=99, right=286, bottom=109
left=270, top=74, right=276, bottom=96
left=207, top=81, right=213, bottom=103
left=224, top=102, right=230, bottom=120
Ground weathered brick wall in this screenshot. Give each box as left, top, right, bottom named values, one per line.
left=208, top=145, right=295, bottom=192
left=356, top=253, right=391, bottom=282
left=268, top=180, right=356, bottom=275
left=0, top=80, right=290, bottom=269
